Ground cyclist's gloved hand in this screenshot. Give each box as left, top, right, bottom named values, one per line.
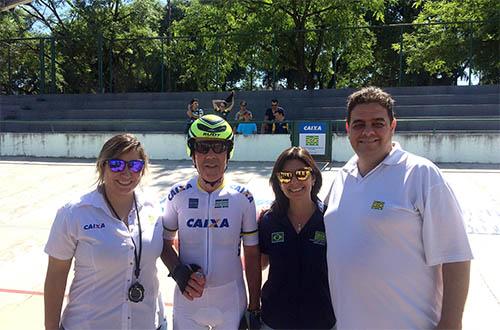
left=169, top=263, right=201, bottom=293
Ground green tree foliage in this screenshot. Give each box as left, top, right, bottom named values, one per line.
left=0, top=10, right=42, bottom=93
left=401, top=0, right=499, bottom=85
left=169, top=0, right=386, bottom=90
left=0, top=0, right=497, bottom=94
left=13, top=0, right=166, bottom=93
left=365, top=0, right=424, bottom=86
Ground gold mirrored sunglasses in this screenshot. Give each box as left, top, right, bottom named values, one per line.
left=276, top=167, right=313, bottom=184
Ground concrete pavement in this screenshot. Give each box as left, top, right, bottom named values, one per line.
left=0, top=158, right=499, bottom=329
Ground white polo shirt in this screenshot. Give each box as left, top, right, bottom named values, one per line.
left=324, top=143, right=473, bottom=329
left=45, top=189, right=165, bottom=330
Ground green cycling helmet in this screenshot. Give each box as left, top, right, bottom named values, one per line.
left=187, top=114, right=234, bottom=158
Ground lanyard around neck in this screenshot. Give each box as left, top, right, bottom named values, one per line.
left=103, top=191, right=142, bottom=279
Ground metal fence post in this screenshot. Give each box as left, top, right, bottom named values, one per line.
left=98, top=33, right=104, bottom=93
left=39, top=38, right=45, bottom=94
left=109, top=38, right=113, bottom=93
left=216, top=36, right=220, bottom=91
left=50, top=37, right=56, bottom=93
left=7, top=43, right=12, bottom=93
left=272, top=31, right=277, bottom=90
left=398, top=25, right=404, bottom=87
left=160, top=38, right=165, bottom=92
left=468, top=22, right=473, bottom=86
left=166, top=35, right=172, bottom=92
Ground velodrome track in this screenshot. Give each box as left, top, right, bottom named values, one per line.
left=0, top=158, right=499, bottom=329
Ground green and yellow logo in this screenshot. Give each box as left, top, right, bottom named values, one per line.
left=371, top=200, right=385, bottom=210
left=271, top=231, right=284, bottom=243
left=310, top=231, right=326, bottom=245
left=305, top=135, right=319, bottom=146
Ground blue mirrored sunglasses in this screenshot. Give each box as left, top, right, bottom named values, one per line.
left=107, top=159, right=145, bottom=173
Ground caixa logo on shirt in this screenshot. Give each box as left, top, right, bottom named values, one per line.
left=83, top=223, right=106, bottom=230
left=187, top=218, right=229, bottom=228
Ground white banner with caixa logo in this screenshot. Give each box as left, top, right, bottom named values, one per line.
left=298, top=122, right=327, bottom=155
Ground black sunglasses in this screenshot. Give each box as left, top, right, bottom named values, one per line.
left=107, top=159, right=145, bottom=173
left=193, top=141, right=230, bottom=154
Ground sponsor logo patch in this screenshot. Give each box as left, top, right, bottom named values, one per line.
left=305, top=135, right=319, bottom=146
left=215, top=199, right=229, bottom=208
left=371, top=200, right=385, bottom=210
left=231, top=185, right=254, bottom=203
left=168, top=183, right=193, bottom=201
left=188, top=198, right=199, bottom=209
left=83, top=223, right=106, bottom=230
left=310, top=231, right=326, bottom=245
left=271, top=231, right=284, bottom=243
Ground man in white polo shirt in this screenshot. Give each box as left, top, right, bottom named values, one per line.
left=324, top=86, right=472, bottom=329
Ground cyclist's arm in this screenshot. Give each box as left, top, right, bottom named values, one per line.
left=243, top=244, right=261, bottom=311
left=161, top=238, right=180, bottom=273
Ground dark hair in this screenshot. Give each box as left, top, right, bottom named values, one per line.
left=347, top=86, right=395, bottom=123
left=240, top=100, right=247, bottom=106
left=190, top=98, right=199, bottom=105
left=269, top=147, right=322, bottom=217
left=275, top=108, right=284, bottom=116
left=271, top=99, right=278, bottom=105
left=96, top=133, right=149, bottom=185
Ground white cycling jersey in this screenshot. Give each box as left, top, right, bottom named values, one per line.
left=162, top=176, right=258, bottom=287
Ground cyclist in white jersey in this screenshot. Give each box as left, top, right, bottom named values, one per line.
left=161, top=114, right=261, bottom=329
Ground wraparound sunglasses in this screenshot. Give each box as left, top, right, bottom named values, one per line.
left=107, top=159, right=145, bottom=173
left=193, top=141, right=231, bottom=154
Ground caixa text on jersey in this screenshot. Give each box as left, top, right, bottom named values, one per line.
left=187, top=218, right=229, bottom=228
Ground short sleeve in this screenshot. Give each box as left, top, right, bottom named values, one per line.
left=258, top=213, right=270, bottom=254
left=44, top=206, right=77, bottom=260
left=162, top=196, right=179, bottom=241
left=241, top=194, right=258, bottom=246
left=421, top=174, right=473, bottom=266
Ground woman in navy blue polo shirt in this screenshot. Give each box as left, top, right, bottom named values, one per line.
left=259, top=147, right=335, bottom=329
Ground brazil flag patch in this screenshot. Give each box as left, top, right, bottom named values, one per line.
left=271, top=232, right=284, bottom=243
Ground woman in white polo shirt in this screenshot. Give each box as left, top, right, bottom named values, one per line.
left=44, top=134, right=166, bottom=330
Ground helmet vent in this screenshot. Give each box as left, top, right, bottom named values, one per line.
left=197, top=123, right=226, bottom=133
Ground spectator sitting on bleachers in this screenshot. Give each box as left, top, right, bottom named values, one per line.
left=236, top=110, right=257, bottom=136
left=261, top=99, right=284, bottom=134
left=185, top=98, right=204, bottom=133
left=272, top=108, right=289, bottom=134
left=212, top=91, right=235, bottom=120
left=234, top=100, right=252, bottom=122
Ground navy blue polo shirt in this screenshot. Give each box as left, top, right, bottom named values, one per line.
left=259, top=207, right=335, bottom=329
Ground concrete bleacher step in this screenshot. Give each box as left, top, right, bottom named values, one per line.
left=1, top=85, right=498, bottom=132
left=299, top=104, right=499, bottom=119
left=12, top=109, right=189, bottom=120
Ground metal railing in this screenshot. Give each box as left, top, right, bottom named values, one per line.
left=0, top=21, right=495, bottom=94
